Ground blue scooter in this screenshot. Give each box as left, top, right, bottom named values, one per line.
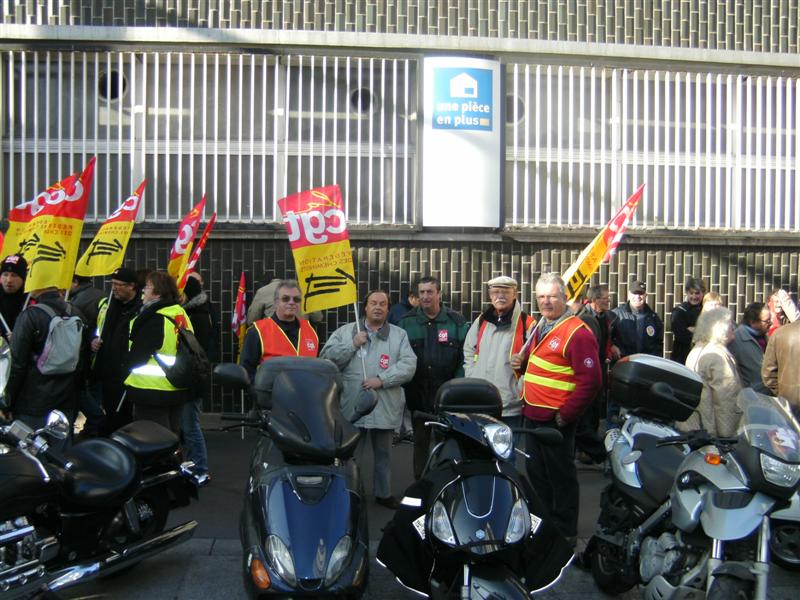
left=215, top=356, right=377, bottom=599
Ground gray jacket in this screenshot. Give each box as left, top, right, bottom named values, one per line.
left=463, top=301, right=529, bottom=416
left=320, top=320, right=416, bottom=429
left=729, top=324, right=770, bottom=395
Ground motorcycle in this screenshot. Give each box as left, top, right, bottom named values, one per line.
left=213, top=356, right=377, bottom=599
left=588, top=354, right=800, bottom=600
left=376, top=378, right=573, bottom=599
left=0, top=337, right=198, bottom=599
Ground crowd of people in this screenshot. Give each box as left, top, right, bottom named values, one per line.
left=2, top=250, right=799, bottom=546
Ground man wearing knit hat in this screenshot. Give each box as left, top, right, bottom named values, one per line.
left=0, top=254, right=28, bottom=341
left=91, top=266, right=143, bottom=433
left=463, top=275, right=533, bottom=430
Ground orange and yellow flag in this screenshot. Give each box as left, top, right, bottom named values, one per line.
left=2, top=158, right=96, bottom=292
left=177, top=213, right=216, bottom=291
left=167, top=195, right=206, bottom=280
left=75, top=180, right=145, bottom=277
left=277, top=185, right=357, bottom=313
left=562, top=183, right=645, bottom=301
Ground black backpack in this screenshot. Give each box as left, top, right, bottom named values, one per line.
left=152, top=314, right=211, bottom=393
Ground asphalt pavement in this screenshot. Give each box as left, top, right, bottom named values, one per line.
left=64, top=415, right=798, bottom=599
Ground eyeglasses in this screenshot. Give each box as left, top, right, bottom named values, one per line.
left=280, top=295, right=301, bottom=304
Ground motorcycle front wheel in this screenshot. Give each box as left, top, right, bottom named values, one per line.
left=770, top=519, right=800, bottom=571
left=589, top=538, right=636, bottom=595
left=707, top=574, right=753, bottom=600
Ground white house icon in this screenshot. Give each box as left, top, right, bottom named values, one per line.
left=450, top=73, right=478, bottom=98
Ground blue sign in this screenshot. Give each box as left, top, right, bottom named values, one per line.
left=432, top=68, right=493, bottom=131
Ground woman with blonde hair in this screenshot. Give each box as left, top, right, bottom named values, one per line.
left=678, top=307, right=742, bottom=437
left=700, top=291, right=723, bottom=313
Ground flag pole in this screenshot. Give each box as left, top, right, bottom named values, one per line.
left=0, top=312, right=11, bottom=337
left=353, top=301, right=367, bottom=380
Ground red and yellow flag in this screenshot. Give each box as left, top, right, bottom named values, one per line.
left=277, top=184, right=357, bottom=313
left=167, top=195, right=206, bottom=280
left=75, top=180, right=145, bottom=277
left=177, top=213, right=216, bottom=291
left=2, top=158, right=96, bottom=292
left=562, top=183, right=645, bottom=301
left=231, top=272, right=248, bottom=358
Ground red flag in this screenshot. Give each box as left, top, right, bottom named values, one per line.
left=602, top=183, right=645, bottom=262
left=231, top=272, right=248, bottom=358
left=0, top=230, right=4, bottom=257
left=167, top=195, right=206, bottom=280
left=177, top=213, right=217, bottom=291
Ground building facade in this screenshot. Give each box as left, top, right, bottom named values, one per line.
left=2, top=1, right=798, bottom=410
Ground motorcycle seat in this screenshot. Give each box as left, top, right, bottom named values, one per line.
left=61, top=439, right=137, bottom=506
left=110, top=420, right=180, bottom=466
left=633, top=434, right=686, bottom=504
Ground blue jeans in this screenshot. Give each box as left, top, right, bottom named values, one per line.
left=181, top=399, right=208, bottom=474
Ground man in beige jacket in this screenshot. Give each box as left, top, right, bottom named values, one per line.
left=762, top=319, right=800, bottom=418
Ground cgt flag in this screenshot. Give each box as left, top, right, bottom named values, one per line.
left=167, top=195, right=206, bottom=280
left=177, top=213, right=217, bottom=291
left=562, top=183, right=645, bottom=301
left=277, top=184, right=357, bottom=313
left=75, top=180, right=145, bottom=277
left=231, top=271, right=248, bottom=358
left=2, top=157, right=96, bottom=292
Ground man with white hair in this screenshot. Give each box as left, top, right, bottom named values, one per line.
left=512, top=272, right=601, bottom=545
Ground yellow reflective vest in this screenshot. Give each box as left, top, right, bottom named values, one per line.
left=124, top=304, right=193, bottom=392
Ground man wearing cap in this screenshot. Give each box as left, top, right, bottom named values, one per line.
left=612, top=280, right=663, bottom=358
left=0, top=254, right=29, bottom=342
left=463, top=276, right=533, bottom=429
left=90, top=267, right=143, bottom=433
left=510, top=272, right=601, bottom=545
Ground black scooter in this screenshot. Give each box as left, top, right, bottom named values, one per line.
left=0, top=410, right=198, bottom=598
left=214, top=356, right=377, bottom=599
left=376, top=378, right=574, bottom=599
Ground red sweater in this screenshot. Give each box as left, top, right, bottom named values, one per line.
left=522, top=326, right=602, bottom=424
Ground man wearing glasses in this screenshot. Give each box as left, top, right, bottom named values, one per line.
left=91, top=267, right=143, bottom=434
left=240, top=279, right=319, bottom=382
left=729, top=302, right=771, bottom=394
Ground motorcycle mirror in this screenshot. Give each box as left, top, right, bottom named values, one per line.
left=533, top=427, right=564, bottom=446
left=213, top=363, right=250, bottom=391
left=44, top=410, right=70, bottom=440
left=351, top=388, right=378, bottom=423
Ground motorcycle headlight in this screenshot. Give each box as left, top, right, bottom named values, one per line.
left=430, top=500, right=456, bottom=546
left=504, top=498, right=530, bottom=544
left=324, top=535, right=352, bottom=586
left=266, top=534, right=296, bottom=586
left=484, top=423, right=513, bottom=460
left=760, top=454, right=800, bottom=488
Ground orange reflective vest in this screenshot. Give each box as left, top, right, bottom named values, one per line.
left=522, top=315, right=589, bottom=411
left=254, top=317, right=319, bottom=362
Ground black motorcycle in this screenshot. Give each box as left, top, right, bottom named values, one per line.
left=214, top=356, right=377, bottom=599
left=376, top=378, right=573, bottom=599
left=0, top=409, right=198, bottom=598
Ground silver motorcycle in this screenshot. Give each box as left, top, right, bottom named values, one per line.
left=589, top=355, right=800, bottom=600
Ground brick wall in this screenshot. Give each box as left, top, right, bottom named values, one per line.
left=3, top=1, right=797, bottom=53
left=116, top=232, right=800, bottom=411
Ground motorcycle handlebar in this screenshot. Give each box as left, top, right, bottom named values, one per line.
left=42, top=446, right=71, bottom=470
left=414, top=411, right=440, bottom=423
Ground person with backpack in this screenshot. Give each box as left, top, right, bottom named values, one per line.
left=180, top=272, right=213, bottom=485
left=123, top=271, right=194, bottom=432
left=463, top=276, right=533, bottom=432
left=3, top=285, right=87, bottom=438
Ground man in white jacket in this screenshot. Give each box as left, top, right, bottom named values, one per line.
left=320, top=290, right=417, bottom=509
left=463, top=276, right=534, bottom=430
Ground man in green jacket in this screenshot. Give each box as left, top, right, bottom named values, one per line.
left=398, top=276, right=468, bottom=479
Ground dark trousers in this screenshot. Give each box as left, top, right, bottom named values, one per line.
left=524, top=417, right=579, bottom=538
left=101, top=381, right=133, bottom=435
left=574, top=393, right=607, bottom=463
left=412, top=413, right=434, bottom=480
left=133, top=403, right=184, bottom=434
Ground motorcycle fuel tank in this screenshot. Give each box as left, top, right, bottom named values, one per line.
left=0, top=449, right=55, bottom=520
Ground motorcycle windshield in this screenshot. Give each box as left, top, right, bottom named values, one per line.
left=266, top=473, right=354, bottom=580
left=738, top=389, right=800, bottom=463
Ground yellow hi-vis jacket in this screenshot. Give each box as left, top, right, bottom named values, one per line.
left=124, top=304, right=193, bottom=392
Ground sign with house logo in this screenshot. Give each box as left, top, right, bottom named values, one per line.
left=432, top=68, right=493, bottom=131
